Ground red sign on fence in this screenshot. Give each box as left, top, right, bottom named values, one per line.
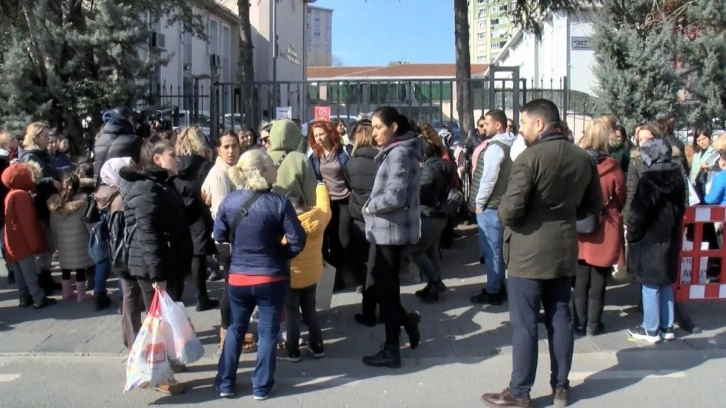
left=314, top=106, right=331, bottom=122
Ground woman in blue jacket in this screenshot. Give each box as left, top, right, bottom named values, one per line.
left=214, top=148, right=306, bottom=400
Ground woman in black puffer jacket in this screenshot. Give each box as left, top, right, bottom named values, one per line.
left=342, top=121, right=380, bottom=326
left=410, top=139, right=454, bottom=304
left=174, top=127, right=219, bottom=312
left=119, top=140, right=193, bottom=371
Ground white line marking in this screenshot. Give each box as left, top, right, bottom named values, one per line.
left=569, top=370, right=685, bottom=381
left=294, top=375, right=348, bottom=387
left=0, top=374, right=21, bottom=383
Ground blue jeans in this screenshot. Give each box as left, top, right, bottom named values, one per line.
left=641, top=284, right=674, bottom=331
left=216, top=280, right=287, bottom=397
left=477, top=209, right=505, bottom=294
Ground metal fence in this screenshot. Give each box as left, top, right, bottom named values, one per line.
left=140, top=75, right=598, bottom=139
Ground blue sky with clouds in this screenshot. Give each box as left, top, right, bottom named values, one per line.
left=311, top=0, right=455, bottom=66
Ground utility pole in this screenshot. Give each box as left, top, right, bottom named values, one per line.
left=271, top=0, right=278, bottom=111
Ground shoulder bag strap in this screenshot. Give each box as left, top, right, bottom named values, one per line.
left=275, top=152, right=290, bottom=169
left=229, top=192, right=262, bottom=243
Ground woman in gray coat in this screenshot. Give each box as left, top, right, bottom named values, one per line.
left=361, top=106, right=422, bottom=368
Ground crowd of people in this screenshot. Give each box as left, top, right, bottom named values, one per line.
left=0, top=98, right=719, bottom=406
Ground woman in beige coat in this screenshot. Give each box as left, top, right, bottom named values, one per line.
left=48, top=172, right=94, bottom=302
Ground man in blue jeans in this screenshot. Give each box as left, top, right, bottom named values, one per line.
left=470, top=109, right=516, bottom=306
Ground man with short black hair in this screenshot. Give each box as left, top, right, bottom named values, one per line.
left=470, top=109, right=515, bottom=306
left=481, top=99, right=602, bottom=408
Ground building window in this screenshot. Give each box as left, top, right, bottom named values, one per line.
left=477, top=21, right=486, bottom=29
left=490, top=18, right=499, bottom=26
left=477, top=0, right=484, bottom=3
left=413, top=82, right=453, bottom=103
left=222, top=25, right=231, bottom=82
left=477, top=56, right=486, bottom=63
left=476, top=9, right=485, bottom=19
left=209, top=18, right=219, bottom=55
left=477, top=32, right=486, bottom=40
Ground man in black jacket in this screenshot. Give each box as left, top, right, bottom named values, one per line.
left=93, top=107, right=142, bottom=179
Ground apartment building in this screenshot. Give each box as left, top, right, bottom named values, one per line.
left=469, top=0, right=512, bottom=64
left=306, top=5, right=333, bottom=66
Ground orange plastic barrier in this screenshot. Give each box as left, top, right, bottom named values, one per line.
left=675, top=206, right=726, bottom=302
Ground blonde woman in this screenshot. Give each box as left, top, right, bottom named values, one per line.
left=214, top=149, right=305, bottom=400
left=18, top=122, right=62, bottom=294
left=574, top=118, right=626, bottom=335
left=174, top=127, right=219, bottom=311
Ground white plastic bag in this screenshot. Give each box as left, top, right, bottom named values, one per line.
left=316, top=261, right=336, bottom=311
left=157, top=290, right=205, bottom=365
left=124, top=291, right=174, bottom=393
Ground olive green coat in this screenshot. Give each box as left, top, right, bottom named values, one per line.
left=498, top=134, right=602, bottom=280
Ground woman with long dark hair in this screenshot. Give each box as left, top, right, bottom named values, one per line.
left=361, top=106, right=422, bottom=368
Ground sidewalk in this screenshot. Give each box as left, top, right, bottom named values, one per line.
left=0, top=225, right=725, bottom=359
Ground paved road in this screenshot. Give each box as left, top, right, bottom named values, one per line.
left=0, top=225, right=725, bottom=406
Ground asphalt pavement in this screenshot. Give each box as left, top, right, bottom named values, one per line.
left=1, top=225, right=725, bottom=407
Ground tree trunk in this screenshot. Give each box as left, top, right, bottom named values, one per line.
left=454, top=0, right=474, bottom=139
left=238, top=0, right=257, bottom=130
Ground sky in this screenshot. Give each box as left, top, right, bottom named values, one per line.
left=312, top=0, right=455, bottom=66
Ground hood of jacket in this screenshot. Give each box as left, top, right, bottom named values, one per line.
left=586, top=148, right=608, bottom=164
left=353, top=146, right=380, bottom=160
left=268, top=119, right=302, bottom=152
left=2, top=163, right=36, bottom=191
left=490, top=132, right=517, bottom=147
left=18, top=148, right=50, bottom=164
left=297, top=207, right=328, bottom=240
left=102, top=111, right=135, bottom=136
left=639, top=162, right=683, bottom=195
left=47, top=193, right=86, bottom=216
left=119, top=165, right=172, bottom=184
left=95, top=184, right=120, bottom=210
left=377, top=131, right=423, bottom=163
left=178, top=154, right=208, bottom=179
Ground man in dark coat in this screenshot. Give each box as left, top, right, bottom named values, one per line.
left=93, top=107, right=142, bottom=179
left=481, top=99, right=602, bottom=408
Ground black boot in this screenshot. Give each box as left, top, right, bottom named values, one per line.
left=414, top=282, right=432, bottom=298
left=94, top=292, right=112, bottom=311
left=354, top=313, right=378, bottom=327
left=403, top=312, right=421, bottom=350
left=362, top=343, right=401, bottom=368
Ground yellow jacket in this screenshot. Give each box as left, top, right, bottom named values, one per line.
left=290, top=183, right=332, bottom=289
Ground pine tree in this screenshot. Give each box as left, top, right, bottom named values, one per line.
left=680, top=0, right=726, bottom=127
left=591, top=0, right=684, bottom=130
left=0, top=0, right=204, bottom=143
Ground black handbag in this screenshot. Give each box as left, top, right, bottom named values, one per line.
left=576, top=195, right=614, bottom=235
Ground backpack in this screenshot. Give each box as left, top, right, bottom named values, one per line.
left=437, top=160, right=462, bottom=217
left=109, top=210, right=137, bottom=275
left=87, top=220, right=110, bottom=263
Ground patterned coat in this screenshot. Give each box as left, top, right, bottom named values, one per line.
left=363, top=132, right=422, bottom=246
left=48, top=193, right=94, bottom=270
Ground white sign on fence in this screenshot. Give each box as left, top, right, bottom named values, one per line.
left=275, top=106, right=292, bottom=120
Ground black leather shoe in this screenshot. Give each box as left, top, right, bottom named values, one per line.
left=362, top=344, right=401, bottom=368
left=354, top=314, right=378, bottom=327
left=481, top=388, right=531, bottom=407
